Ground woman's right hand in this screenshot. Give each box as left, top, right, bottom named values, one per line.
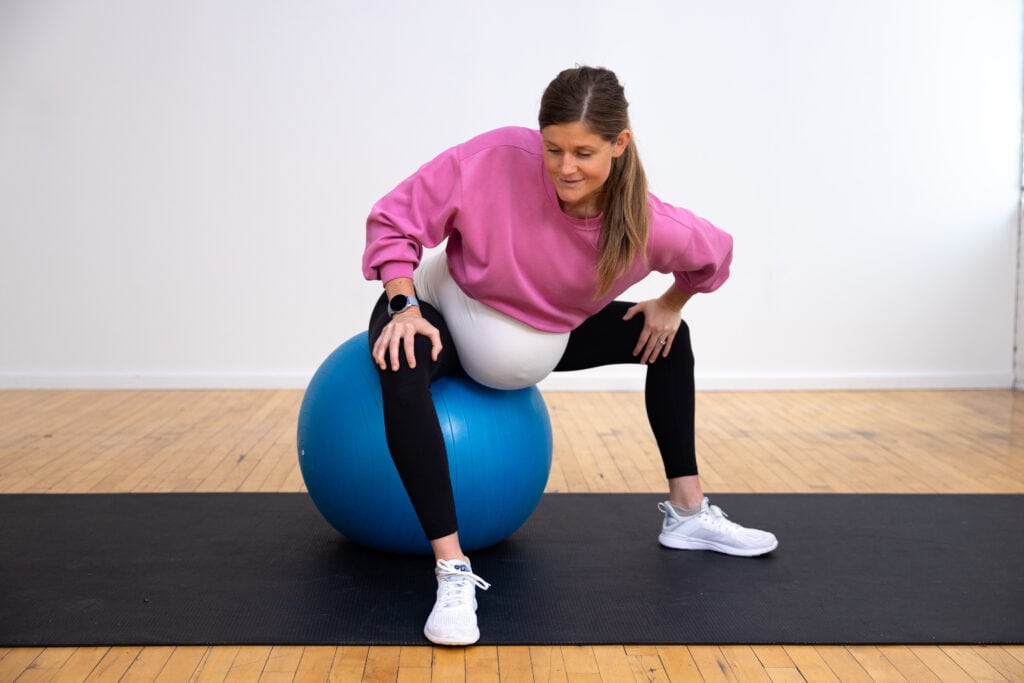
left=372, top=310, right=443, bottom=371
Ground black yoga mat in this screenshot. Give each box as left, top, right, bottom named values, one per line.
left=1, top=493, right=1021, bottom=646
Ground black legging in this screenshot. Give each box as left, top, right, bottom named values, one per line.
left=368, top=295, right=698, bottom=541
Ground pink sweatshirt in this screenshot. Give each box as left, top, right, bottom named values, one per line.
left=363, top=127, right=733, bottom=333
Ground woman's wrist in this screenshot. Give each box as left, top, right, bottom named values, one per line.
left=659, top=287, right=693, bottom=312
left=384, top=277, right=416, bottom=299
left=384, top=279, right=420, bottom=318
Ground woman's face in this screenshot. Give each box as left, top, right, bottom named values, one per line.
left=542, top=121, right=630, bottom=219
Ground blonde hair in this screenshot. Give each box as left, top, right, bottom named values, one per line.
left=539, top=66, right=649, bottom=297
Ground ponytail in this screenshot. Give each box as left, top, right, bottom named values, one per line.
left=595, top=137, right=648, bottom=297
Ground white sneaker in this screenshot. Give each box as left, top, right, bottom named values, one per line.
left=423, top=558, right=491, bottom=646
left=658, top=498, right=778, bottom=557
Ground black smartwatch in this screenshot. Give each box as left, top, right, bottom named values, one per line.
left=387, top=294, right=420, bottom=317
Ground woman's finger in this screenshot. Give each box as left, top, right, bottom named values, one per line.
left=402, top=328, right=418, bottom=369
left=645, top=332, right=672, bottom=363
left=388, top=326, right=407, bottom=371
left=641, top=334, right=657, bottom=364
left=372, top=331, right=389, bottom=369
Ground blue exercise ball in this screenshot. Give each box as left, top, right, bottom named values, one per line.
left=297, top=332, right=552, bottom=555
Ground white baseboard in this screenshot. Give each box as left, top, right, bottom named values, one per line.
left=538, top=369, right=1015, bottom=391
left=0, top=369, right=1014, bottom=391
left=0, top=372, right=313, bottom=390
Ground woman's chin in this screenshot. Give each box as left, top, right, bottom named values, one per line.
left=556, top=191, right=584, bottom=210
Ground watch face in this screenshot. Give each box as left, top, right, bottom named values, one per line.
left=389, top=294, right=408, bottom=313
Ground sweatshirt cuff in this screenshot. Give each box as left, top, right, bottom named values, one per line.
left=673, top=271, right=726, bottom=295
left=379, top=261, right=416, bottom=285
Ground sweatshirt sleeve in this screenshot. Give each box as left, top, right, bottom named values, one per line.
left=649, top=199, right=734, bottom=295
left=362, top=146, right=462, bottom=284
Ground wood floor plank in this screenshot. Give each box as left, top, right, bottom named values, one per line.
left=361, top=646, right=400, bottom=683
left=8, top=646, right=75, bottom=682
left=808, top=646, right=872, bottom=682
left=464, top=645, right=500, bottom=682
left=974, top=647, right=1024, bottom=681
left=428, top=646, right=465, bottom=682
left=329, top=645, right=369, bottom=682
left=221, top=645, right=271, bottom=683
left=846, top=646, right=905, bottom=682
left=782, top=646, right=840, bottom=683
left=289, top=646, right=336, bottom=682
left=689, top=646, right=739, bottom=682
left=119, top=646, right=174, bottom=683
left=560, top=644, right=600, bottom=678
left=629, top=653, right=670, bottom=682
left=191, top=646, right=239, bottom=683
left=83, top=647, right=141, bottom=682
left=874, top=646, right=942, bottom=683
left=153, top=647, right=208, bottom=683
left=496, top=645, right=534, bottom=682
left=941, top=646, right=1009, bottom=681
left=906, top=646, right=973, bottom=682
left=258, top=644, right=305, bottom=683
left=656, top=646, right=701, bottom=682
left=719, top=645, right=773, bottom=682
left=0, top=648, right=44, bottom=683
left=751, top=645, right=795, bottom=670
left=52, top=648, right=111, bottom=683
left=592, top=645, right=636, bottom=682
left=763, top=667, right=807, bottom=683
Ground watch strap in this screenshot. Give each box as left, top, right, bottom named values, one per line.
left=388, top=294, right=420, bottom=316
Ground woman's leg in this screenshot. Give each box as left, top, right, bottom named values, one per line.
left=553, top=300, right=698, bottom=483
left=554, top=301, right=777, bottom=555
left=368, top=293, right=464, bottom=545
left=370, top=293, right=491, bottom=646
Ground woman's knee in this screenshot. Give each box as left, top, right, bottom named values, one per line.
left=668, top=320, right=695, bottom=367
left=376, top=334, right=438, bottom=394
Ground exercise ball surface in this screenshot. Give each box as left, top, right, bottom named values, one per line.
left=297, top=332, right=552, bottom=555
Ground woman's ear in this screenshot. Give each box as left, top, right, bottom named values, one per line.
left=612, top=129, right=632, bottom=158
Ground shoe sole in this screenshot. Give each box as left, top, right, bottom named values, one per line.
left=423, top=626, right=480, bottom=646
left=659, top=532, right=778, bottom=557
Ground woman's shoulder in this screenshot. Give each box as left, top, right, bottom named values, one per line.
left=646, top=192, right=730, bottom=242
left=646, top=192, right=701, bottom=228
left=458, top=126, right=541, bottom=160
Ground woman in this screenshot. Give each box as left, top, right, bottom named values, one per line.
left=363, top=66, right=777, bottom=646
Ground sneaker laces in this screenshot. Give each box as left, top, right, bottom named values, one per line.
left=660, top=500, right=738, bottom=532
left=435, top=559, right=490, bottom=609
left=704, top=503, right=736, bottom=529
left=701, top=503, right=766, bottom=542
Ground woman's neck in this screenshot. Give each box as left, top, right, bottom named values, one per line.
left=560, top=194, right=603, bottom=220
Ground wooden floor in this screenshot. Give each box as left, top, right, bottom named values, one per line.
left=1, top=389, right=1023, bottom=682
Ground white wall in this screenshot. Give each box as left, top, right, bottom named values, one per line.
left=1, top=0, right=1021, bottom=390
left=1017, top=192, right=1024, bottom=390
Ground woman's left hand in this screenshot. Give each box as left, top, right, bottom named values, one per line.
left=623, top=298, right=682, bottom=364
